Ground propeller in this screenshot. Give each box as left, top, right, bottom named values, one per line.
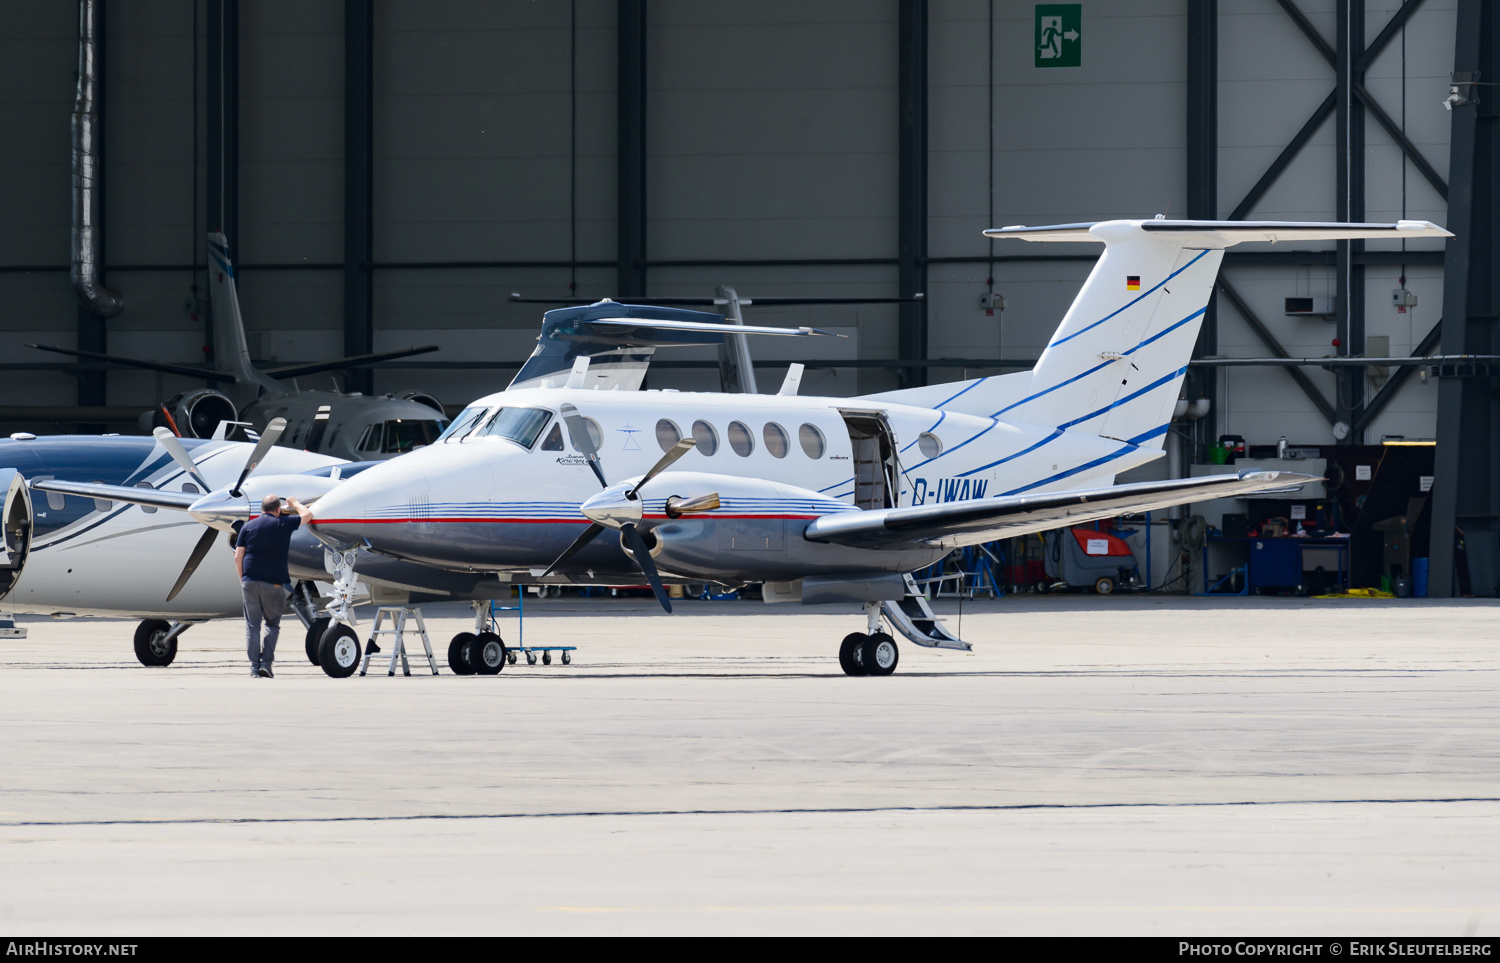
left=161, top=417, right=288, bottom=602
left=539, top=419, right=705, bottom=612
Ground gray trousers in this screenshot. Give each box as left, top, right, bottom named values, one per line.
left=242, top=580, right=286, bottom=667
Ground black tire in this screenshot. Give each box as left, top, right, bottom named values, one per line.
left=542, top=650, right=551, bottom=665
left=526, top=651, right=537, bottom=665
left=838, top=632, right=868, bottom=676
left=1094, top=577, right=1115, bottom=595
left=448, top=632, right=477, bottom=675
left=318, top=623, right=361, bottom=678
left=861, top=632, right=899, bottom=676
left=469, top=631, right=506, bottom=675
left=133, top=619, right=176, bottom=667
left=305, top=617, right=331, bottom=665
left=561, top=650, right=571, bottom=665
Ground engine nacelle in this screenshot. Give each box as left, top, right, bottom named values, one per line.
left=155, top=389, right=239, bottom=439
left=0, top=469, right=33, bottom=601
left=616, top=471, right=941, bottom=584
left=394, top=390, right=446, bottom=415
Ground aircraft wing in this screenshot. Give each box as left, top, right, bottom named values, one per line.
left=984, top=219, right=1451, bottom=245
left=29, top=478, right=199, bottom=511
left=803, top=470, right=1317, bottom=550
left=23, top=344, right=237, bottom=383
left=265, top=345, right=440, bottom=379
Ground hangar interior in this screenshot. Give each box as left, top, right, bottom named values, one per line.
left=1, top=0, right=1495, bottom=597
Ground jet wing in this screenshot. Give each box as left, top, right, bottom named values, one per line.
left=984, top=219, right=1451, bottom=246
left=28, top=479, right=199, bottom=511
left=803, top=471, right=1317, bottom=550
left=264, top=345, right=440, bottom=379
left=23, top=344, right=237, bottom=383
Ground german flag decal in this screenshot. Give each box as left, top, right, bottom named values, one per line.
left=1126, top=276, right=1141, bottom=291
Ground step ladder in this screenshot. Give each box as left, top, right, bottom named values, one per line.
left=881, top=573, right=971, bottom=651
left=359, top=605, right=439, bottom=677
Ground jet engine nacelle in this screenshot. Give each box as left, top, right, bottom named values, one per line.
left=0, top=469, right=33, bottom=601
left=153, top=389, right=239, bottom=439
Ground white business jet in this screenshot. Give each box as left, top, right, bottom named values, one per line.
left=34, top=218, right=1449, bottom=677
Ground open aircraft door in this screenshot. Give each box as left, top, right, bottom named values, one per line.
left=0, top=469, right=32, bottom=610
left=837, top=409, right=901, bottom=509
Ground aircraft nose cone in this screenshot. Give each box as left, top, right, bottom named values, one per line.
left=580, top=486, right=642, bottom=529
left=306, top=483, right=368, bottom=549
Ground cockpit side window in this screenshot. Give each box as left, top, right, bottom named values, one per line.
left=540, top=422, right=565, bottom=451
left=358, top=423, right=384, bottom=453
left=438, top=406, right=490, bottom=443
left=473, top=407, right=553, bottom=449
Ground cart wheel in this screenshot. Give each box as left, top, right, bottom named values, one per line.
left=1094, top=577, right=1115, bottom=595
left=542, top=651, right=551, bottom=665
left=561, top=650, right=571, bottom=665
left=526, top=651, right=537, bottom=665
left=507, top=650, right=517, bottom=664
left=1035, top=580, right=1051, bottom=594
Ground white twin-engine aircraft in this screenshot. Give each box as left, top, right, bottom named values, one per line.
left=29, top=218, right=1449, bottom=677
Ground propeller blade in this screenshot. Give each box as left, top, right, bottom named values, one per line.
left=230, top=417, right=287, bottom=496
left=627, top=438, right=698, bottom=499
left=152, top=427, right=211, bottom=492
left=620, top=522, right=672, bottom=614
left=165, top=525, right=221, bottom=602
left=665, top=492, right=721, bottom=517
left=541, top=522, right=605, bottom=577
left=559, top=403, right=608, bottom=488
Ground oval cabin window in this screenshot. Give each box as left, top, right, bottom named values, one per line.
left=763, top=422, right=789, bottom=458
left=692, top=420, right=719, bottom=456
left=656, top=419, right=682, bottom=452
left=918, top=432, right=943, bottom=459
left=798, top=423, right=826, bottom=459
left=727, top=421, right=754, bottom=457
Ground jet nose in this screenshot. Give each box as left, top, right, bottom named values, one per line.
left=305, top=482, right=368, bottom=550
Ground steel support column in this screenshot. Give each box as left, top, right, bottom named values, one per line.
left=206, top=0, right=238, bottom=377
left=344, top=0, right=375, bottom=395
left=617, top=0, right=647, bottom=299
left=1335, top=0, right=1366, bottom=443
left=1187, top=0, right=1218, bottom=456
left=897, top=0, right=928, bottom=390
left=1431, top=0, right=1499, bottom=597
left=75, top=0, right=108, bottom=409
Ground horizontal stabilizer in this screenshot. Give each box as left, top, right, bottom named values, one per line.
left=985, top=219, right=1451, bottom=246
left=804, top=470, right=1316, bottom=551
left=29, top=478, right=199, bottom=511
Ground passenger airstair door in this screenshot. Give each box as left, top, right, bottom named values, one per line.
left=839, top=411, right=899, bottom=510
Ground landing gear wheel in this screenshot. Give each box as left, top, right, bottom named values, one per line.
left=318, top=623, right=361, bottom=678
left=838, top=632, right=869, bottom=676
left=526, top=651, right=537, bottom=666
left=861, top=632, right=899, bottom=676
left=448, top=632, right=477, bottom=675
left=469, top=631, right=506, bottom=675
left=305, top=617, right=331, bottom=665
left=542, top=651, right=551, bottom=665
left=561, top=650, right=571, bottom=665
left=1094, top=577, right=1115, bottom=595
left=133, top=619, right=177, bottom=667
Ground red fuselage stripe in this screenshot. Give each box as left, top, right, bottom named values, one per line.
left=308, top=514, right=820, bottom=525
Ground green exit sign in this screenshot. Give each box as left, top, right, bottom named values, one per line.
left=1035, top=4, right=1082, bottom=68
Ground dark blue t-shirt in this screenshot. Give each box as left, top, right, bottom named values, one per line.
left=239, top=512, right=301, bottom=585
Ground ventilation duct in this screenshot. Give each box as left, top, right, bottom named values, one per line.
left=70, top=0, right=124, bottom=318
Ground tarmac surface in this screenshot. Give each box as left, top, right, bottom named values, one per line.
left=0, top=593, right=1496, bottom=936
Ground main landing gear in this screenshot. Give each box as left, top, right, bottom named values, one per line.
left=132, top=619, right=194, bottom=667
left=446, top=601, right=507, bottom=676
left=838, top=601, right=900, bottom=677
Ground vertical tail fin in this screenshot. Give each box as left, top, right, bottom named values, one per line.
left=206, top=232, right=282, bottom=394
left=976, top=219, right=1452, bottom=448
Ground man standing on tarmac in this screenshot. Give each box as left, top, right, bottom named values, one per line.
left=235, top=494, right=313, bottom=678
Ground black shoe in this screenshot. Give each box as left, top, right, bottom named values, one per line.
left=250, top=667, right=261, bottom=678
left=258, top=665, right=273, bottom=678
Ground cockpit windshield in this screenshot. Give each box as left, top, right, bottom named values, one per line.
left=438, top=405, right=490, bottom=443
left=357, top=419, right=445, bottom=455
left=471, top=407, right=552, bottom=448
